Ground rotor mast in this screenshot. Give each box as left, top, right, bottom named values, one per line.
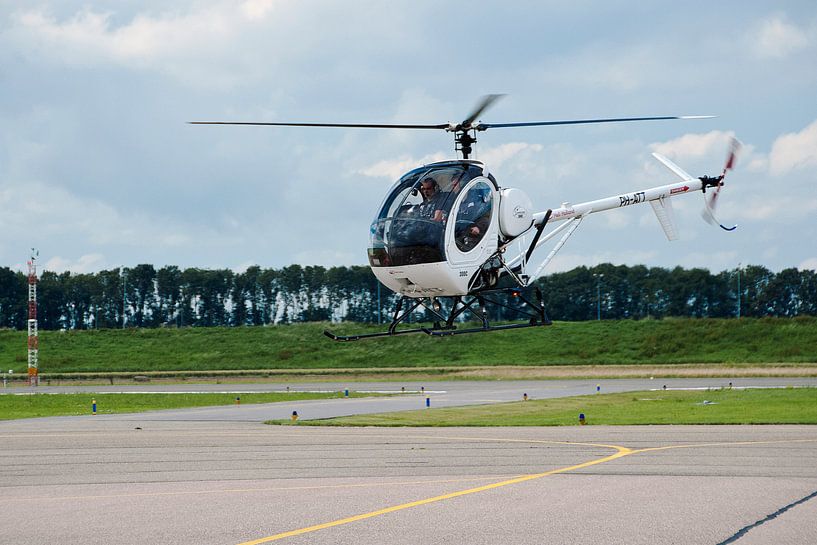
left=454, top=130, right=477, bottom=159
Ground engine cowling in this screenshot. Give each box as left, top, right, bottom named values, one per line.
left=498, top=188, right=533, bottom=238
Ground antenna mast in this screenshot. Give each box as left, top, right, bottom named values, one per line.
left=27, top=249, right=39, bottom=387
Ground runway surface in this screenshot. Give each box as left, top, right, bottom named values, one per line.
left=2, top=379, right=816, bottom=544
left=8, top=377, right=817, bottom=422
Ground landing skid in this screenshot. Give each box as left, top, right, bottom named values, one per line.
left=324, top=287, right=551, bottom=341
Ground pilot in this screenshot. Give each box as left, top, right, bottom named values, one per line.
left=417, top=178, right=445, bottom=221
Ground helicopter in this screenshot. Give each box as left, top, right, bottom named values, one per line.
left=192, top=95, right=739, bottom=340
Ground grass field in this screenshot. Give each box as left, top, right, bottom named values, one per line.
left=1, top=317, right=816, bottom=375
left=0, top=391, right=371, bottom=420
left=270, top=388, right=817, bottom=426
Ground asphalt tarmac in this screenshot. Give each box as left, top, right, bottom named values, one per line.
left=1, top=379, right=816, bottom=544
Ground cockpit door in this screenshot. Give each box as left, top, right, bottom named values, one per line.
left=445, top=178, right=498, bottom=266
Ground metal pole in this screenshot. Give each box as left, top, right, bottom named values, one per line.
left=122, top=268, right=126, bottom=329
left=377, top=282, right=381, bottom=325
left=737, top=263, right=741, bottom=318
left=596, top=274, right=603, bottom=321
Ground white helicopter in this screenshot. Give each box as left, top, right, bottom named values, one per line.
left=192, top=95, right=739, bottom=340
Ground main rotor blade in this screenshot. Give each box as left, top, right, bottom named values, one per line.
left=477, top=115, right=714, bottom=130
left=189, top=121, right=448, bottom=129
left=461, top=94, right=506, bottom=127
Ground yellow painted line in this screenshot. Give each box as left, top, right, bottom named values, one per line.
left=235, top=436, right=817, bottom=544
left=631, top=437, right=817, bottom=455
left=236, top=444, right=632, bottom=545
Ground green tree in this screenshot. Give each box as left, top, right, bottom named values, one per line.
left=0, top=267, right=26, bottom=329
left=96, top=269, right=124, bottom=328
left=128, top=264, right=157, bottom=327
left=156, top=266, right=182, bottom=326
left=64, top=273, right=97, bottom=329
left=37, top=271, right=67, bottom=330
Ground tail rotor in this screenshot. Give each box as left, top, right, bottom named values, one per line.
left=701, top=137, right=741, bottom=231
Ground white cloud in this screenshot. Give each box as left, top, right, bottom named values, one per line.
left=0, top=180, right=229, bottom=270
left=241, top=0, right=276, bottom=20
left=357, top=153, right=448, bottom=181
left=14, top=7, right=232, bottom=62
left=479, top=142, right=543, bottom=169
left=7, top=3, right=280, bottom=87
left=45, top=254, right=106, bottom=273
left=768, top=119, right=817, bottom=176
left=729, top=194, right=817, bottom=222
left=650, top=131, right=736, bottom=162
left=753, top=15, right=811, bottom=59
left=746, top=156, right=769, bottom=173
left=799, top=257, right=817, bottom=271
left=604, top=210, right=633, bottom=230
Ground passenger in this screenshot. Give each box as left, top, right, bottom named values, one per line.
left=428, top=170, right=468, bottom=224
left=448, top=170, right=467, bottom=195
left=458, top=216, right=490, bottom=251
left=456, top=185, right=492, bottom=251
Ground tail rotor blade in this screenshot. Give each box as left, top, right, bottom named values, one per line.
left=708, top=137, right=742, bottom=211
left=702, top=137, right=741, bottom=231
left=721, top=137, right=742, bottom=178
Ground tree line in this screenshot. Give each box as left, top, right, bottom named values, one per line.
left=0, top=263, right=814, bottom=330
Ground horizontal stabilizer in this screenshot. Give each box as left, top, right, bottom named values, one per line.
left=652, top=152, right=695, bottom=181
left=650, top=196, right=679, bottom=241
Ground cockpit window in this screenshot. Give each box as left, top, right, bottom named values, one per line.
left=368, top=163, right=482, bottom=267
left=454, top=181, right=493, bottom=252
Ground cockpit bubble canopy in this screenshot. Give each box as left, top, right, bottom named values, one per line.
left=368, top=161, right=493, bottom=267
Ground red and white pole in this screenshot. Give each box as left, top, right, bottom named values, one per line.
left=27, top=250, right=39, bottom=387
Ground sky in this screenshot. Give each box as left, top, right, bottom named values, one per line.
left=1, top=1, right=816, bottom=276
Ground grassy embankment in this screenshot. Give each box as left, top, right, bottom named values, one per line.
left=270, top=388, right=817, bottom=426
left=0, top=317, right=815, bottom=380
left=0, top=391, right=373, bottom=420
